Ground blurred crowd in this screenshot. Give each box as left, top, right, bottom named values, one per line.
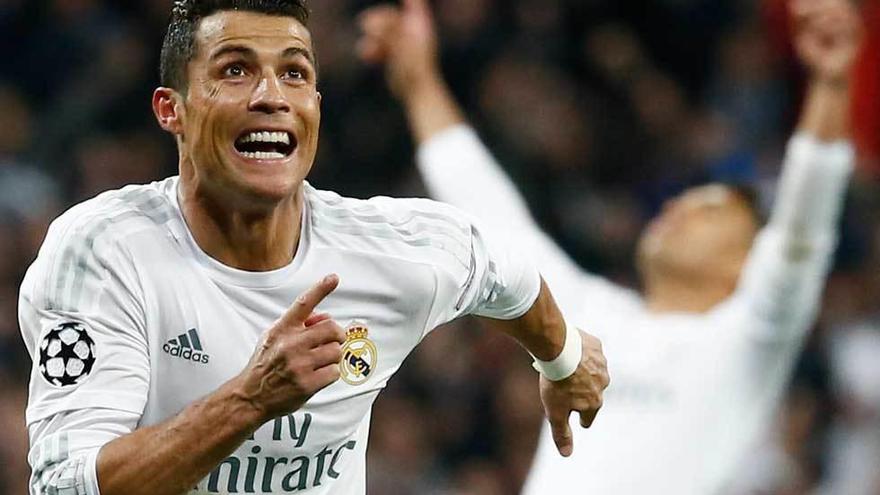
left=1, top=0, right=880, bottom=493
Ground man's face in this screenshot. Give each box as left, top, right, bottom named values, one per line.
left=175, top=10, right=321, bottom=204
left=637, top=184, right=759, bottom=283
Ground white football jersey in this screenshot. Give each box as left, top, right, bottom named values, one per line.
left=19, top=177, right=541, bottom=495
left=417, top=126, right=853, bottom=495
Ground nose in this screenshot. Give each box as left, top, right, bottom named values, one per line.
left=248, top=73, right=291, bottom=114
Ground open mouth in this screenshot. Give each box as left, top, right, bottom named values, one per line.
left=234, top=130, right=296, bottom=160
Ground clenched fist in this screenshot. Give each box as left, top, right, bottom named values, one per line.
left=792, top=0, right=862, bottom=84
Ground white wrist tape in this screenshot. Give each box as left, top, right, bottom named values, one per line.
left=531, top=322, right=582, bottom=381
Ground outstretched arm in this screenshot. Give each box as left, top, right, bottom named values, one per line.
left=733, top=0, right=859, bottom=338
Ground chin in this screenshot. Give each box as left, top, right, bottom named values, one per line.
left=227, top=155, right=308, bottom=202
left=235, top=177, right=301, bottom=205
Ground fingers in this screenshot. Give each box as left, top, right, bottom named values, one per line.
left=579, top=409, right=598, bottom=429
left=548, top=412, right=574, bottom=457
left=402, top=0, right=430, bottom=17
left=792, top=0, right=856, bottom=30
left=357, top=6, right=401, bottom=64
left=304, top=312, right=332, bottom=327
left=311, top=341, right=344, bottom=370
left=359, top=6, right=401, bottom=39
left=312, top=362, right=343, bottom=391
left=356, top=37, right=386, bottom=64
left=791, top=0, right=825, bottom=18
left=281, top=275, right=339, bottom=327
left=302, top=319, right=347, bottom=348
left=791, top=0, right=861, bottom=75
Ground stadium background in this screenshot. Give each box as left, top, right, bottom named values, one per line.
left=2, top=0, right=880, bottom=493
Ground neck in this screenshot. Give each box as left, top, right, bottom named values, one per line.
left=178, top=179, right=303, bottom=272
left=642, top=272, right=734, bottom=314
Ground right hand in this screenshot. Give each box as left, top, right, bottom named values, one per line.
left=235, top=275, right=346, bottom=420
left=357, top=0, right=441, bottom=100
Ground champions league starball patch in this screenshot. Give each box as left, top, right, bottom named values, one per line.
left=38, top=322, right=97, bottom=387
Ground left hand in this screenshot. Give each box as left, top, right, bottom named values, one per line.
left=539, top=329, right=609, bottom=457
left=791, top=0, right=862, bottom=84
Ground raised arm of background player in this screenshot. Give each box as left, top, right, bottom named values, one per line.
left=721, top=0, right=859, bottom=342
left=357, top=0, right=640, bottom=320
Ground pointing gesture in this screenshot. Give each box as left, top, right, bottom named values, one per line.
left=234, top=275, right=347, bottom=421
left=281, top=274, right=341, bottom=326
left=539, top=330, right=608, bottom=457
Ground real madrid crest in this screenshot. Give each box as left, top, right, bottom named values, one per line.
left=339, top=322, right=378, bottom=386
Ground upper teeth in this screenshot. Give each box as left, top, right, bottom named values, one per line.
left=238, top=131, right=291, bottom=145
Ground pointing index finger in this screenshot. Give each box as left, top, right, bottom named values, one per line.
left=282, top=275, right=340, bottom=326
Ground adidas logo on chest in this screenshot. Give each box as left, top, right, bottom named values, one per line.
left=163, top=328, right=210, bottom=364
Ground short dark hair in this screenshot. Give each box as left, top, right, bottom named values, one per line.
left=160, top=0, right=310, bottom=91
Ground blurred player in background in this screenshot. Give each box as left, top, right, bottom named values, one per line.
left=17, top=1, right=610, bottom=494
left=358, top=0, right=859, bottom=492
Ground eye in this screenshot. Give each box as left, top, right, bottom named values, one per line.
left=224, top=64, right=246, bottom=77
left=284, top=69, right=305, bottom=80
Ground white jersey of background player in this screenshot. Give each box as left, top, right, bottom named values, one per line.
left=18, top=2, right=611, bottom=495
left=357, top=0, right=860, bottom=493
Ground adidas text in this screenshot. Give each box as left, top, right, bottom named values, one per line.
left=164, top=328, right=210, bottom=364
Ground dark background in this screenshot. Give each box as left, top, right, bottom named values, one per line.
left=2, top=0, right=880, bottom=493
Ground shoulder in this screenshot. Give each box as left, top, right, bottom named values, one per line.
left=20, top=180, right=178, bottom=321
left=25, top=179, right=179, bottom=297
left=305, top=183, right=475, bottom=273
left=40, top=179, right=178, bottom=259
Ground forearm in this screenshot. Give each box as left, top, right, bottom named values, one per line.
left=406, top=66, right=536, bottom=228
left=735, top=79, right=854, bottom=338
left=771, top=79, right=854, bottom=243
left=401, top=70, right=466, bottom=145
left=483, top=278, right=607, bottom=457
left=798, top=76, right=850, bottom=142
left=97, top=378, right=264, bottom=495
left=481, top=279, right=565, bottom=361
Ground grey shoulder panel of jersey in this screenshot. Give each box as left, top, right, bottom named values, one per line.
left=304, top=183, right=475, bottom=272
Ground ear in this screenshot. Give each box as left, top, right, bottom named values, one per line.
left=317, top=91, right=322, bottom=104
left=152, top=87, right=185, bottom=135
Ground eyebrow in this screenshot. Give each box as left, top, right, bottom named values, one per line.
left=282, top=46, right=315, bottom=66
left=209, top=44, right=315, bottom=66
left=210, top=45, right=256, bottom=61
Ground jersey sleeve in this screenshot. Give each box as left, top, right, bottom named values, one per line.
left=27, top=408, right=140, bottom=495
left=417, top=125, right=639, bottom=318
left=19, top=212, right=151, bottom=427
left=725, top=133, right=854, bottom=341
left=420, top=201, right=542, bottom=334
